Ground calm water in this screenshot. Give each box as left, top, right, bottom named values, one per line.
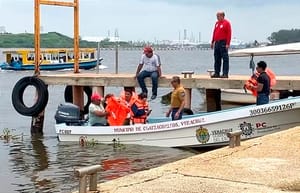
left=1, top=49, right=300, bottom=193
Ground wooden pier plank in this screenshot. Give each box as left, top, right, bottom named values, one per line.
left=38, top=73, right=300, bottom=90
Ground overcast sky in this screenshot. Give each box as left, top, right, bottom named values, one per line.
left=0, top=0, right=300, bottom=43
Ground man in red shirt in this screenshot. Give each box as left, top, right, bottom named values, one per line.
left=210, top=11, right=232, bottom=78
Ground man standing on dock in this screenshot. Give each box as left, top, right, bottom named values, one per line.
left=135, top=46, right=162, bottom=100
left=166, top=76, right=186, bottom=120
left=210, top=11, right=232, bottom=78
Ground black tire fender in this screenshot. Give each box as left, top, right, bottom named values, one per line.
left=12, top=76, right=49, bottom=116
left=64, top=85, right=92, bottom=114
left=182, top=108, right=193, bottom=115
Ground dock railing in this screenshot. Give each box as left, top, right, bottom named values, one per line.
left=74, top=165, right=101, bottom=193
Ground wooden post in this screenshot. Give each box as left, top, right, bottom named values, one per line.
left=184, top=88, right=192, bottom=109
left=96, top=41, right=100, bottom=73
left=206, top=89, right=221, bottom=112
left=78, top=174, right=87, bottom=193
left=31, top=110, right=45, bottom=135
left=73, top=86, right=84, bottom=118
left=74, top=165, right=101, bottom=193
left=73, top=0, right=79, bottom=73
left=181, top=71, right=194, bottom=109
left=92, top=86, right=104, bottom=97
left=115, top=43, right=119, bottom=74
left=227, top=131, right=243, bottom=148
left=89, top=173, right=97, bottom=191
left=30, top=85, right=47, bottom=134
left=34, top=0, right=41, bottom=75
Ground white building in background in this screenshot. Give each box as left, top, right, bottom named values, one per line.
left=0, top=26, right=6, bottom=34
left=230, top=37, right=247, bottom=49
left=82, top=36, right=121, bottom=42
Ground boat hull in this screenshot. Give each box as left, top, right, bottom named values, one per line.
left=56, top=97, right=300, bottom=147
left=221, top=89, right=256, bottom=104
left=0, top=59, right=97, bottom=71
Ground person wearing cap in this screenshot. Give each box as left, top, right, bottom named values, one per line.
left=135, top=46, right=162, bottom=100
left=166, top=76, right=186, bottom=120
left=88, top=92, right=109, bottom=126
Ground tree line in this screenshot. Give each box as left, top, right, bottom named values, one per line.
left=1, top=29, right=300, bottom=48
left=268, top=29, right=300, bottom=44
left=0, top=32, right=130, bottom=48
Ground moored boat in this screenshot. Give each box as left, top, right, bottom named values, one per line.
left=55, top=97, right=300, bottom=147
left=221, top=89, right=256, bottom=104
left=0, top=48, right=102, bottom=70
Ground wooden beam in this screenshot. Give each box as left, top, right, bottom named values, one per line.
left=74, top=0, right=79, bottom=73
left=40, top=0, right=75, bottom=7
left=38, top=73, right=300, bottom=90
left=34, top=0, right=41, bottom=75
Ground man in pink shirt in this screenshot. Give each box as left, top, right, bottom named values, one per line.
left=210, top=11, right=232, bottom=78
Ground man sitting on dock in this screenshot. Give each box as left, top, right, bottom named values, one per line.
left=135, top=46, right=162, bottom=100
left=88, top=93, right=109, bottom=126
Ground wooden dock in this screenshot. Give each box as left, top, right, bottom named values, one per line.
left=18, top=72, right=298, bottom=134
left=39, top=72, right=300, bottom=90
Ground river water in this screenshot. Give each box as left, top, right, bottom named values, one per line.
left=1, top=49, right=300, bottom=193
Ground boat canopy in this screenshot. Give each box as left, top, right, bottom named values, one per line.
left=229, top=42, right=300, bottom=57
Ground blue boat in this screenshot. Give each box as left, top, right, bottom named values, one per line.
left=0, top=48, right=102, bottom=71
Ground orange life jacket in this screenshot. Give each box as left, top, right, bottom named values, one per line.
left=119, top=90, right=138, bottom=102
left=105, top=96, right=130, bottom=126
left=244, top=68, right=276, bottom=96
left=131, top=99, right=149, bottom=124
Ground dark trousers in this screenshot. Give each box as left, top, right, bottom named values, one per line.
left=171, top=108, right=183, bottom=120
left=214, top=40, right=229, bottom=76
left=137, top=70, right=158, bottom=96
left=256, top=93, right=269, bottom=105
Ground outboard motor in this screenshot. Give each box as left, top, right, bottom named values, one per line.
left=55, top=103, right=85, bottom=125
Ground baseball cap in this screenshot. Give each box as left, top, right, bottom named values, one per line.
left=143, top=46, right=153, bottom=53
left=91, top=93, right=102, bottom=101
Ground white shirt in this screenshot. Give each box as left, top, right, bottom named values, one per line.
left=88, top=103, right=107, bottom=126
left=139, top=53, right=161, bottom=72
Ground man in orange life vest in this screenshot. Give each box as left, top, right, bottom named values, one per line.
left=249, top=61, right=270, bottom=105
left=122, top=88, right=136, bottom=125
left=211, top=11, right=232, bottom=78
left=131, top=92, right=150, bottom=124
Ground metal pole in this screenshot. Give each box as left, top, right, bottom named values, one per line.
left=115, top=42, right=119, bottom=74
left=96, top=41, right=100, bottom=73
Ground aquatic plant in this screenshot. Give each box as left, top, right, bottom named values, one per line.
left=112, top=138, right=126, bottom=150
left=0, top=128, right=23, bottom=142
left=79, top=137, right=99, bottom=147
